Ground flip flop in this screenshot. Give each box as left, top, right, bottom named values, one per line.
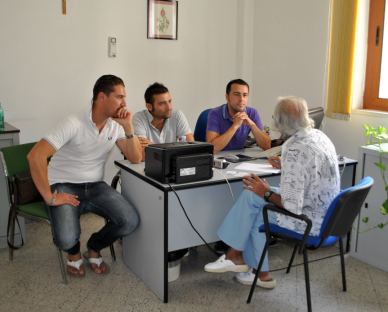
left=66, top=258, right=85, bottom=277
left=83, top=252, right=109, bottom=274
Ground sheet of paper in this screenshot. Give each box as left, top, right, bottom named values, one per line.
left=224, top=171, right=247, bottom=177
left=253, top=145, right=282, bottom=158
left=234, top=162, right=280, bottom=174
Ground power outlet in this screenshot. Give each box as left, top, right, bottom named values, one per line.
left=108, top=37, right=117, bottom=58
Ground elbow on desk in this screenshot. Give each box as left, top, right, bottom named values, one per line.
left=128, top=158, right=142, bottom=164
left=127, top=154, right=142, bottom=164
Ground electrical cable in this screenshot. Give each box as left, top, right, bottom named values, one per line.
left=168, top=183, right=219, bottom=257
left=212, top=168, right=235, bottom=202
left=339, top=161, right=346, bottom=179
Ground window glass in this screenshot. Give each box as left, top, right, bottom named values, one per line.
left=379, top=4, right=388, bottom=98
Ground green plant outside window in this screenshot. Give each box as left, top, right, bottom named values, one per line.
left=363, top=124, right=388, bottom=229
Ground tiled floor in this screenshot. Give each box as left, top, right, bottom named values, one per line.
left=1, top=214, right=388, bottom=312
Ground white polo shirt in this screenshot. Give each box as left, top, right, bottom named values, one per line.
left=44, top=110, right=126, bottom=185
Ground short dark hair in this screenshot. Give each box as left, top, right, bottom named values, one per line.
left=144, top=82, right=169, bottom=104
left=92, top=75, right=125, bottom=102
left=226, top=79, right=249, bottom=94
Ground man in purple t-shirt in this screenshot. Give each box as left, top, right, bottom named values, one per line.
left=206, top=79, right=271, bottom=153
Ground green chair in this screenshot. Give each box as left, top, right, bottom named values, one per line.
left=1, top=142, right=68, bottom=283
left=1, top=142, right=116, bottom=284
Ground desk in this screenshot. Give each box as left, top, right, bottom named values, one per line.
left=115, top=151, right=357, bottom=302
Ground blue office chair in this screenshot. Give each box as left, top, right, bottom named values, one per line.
left=246, top=176, right=374, bottom=312
left=194, top=109, right=211, bottom=142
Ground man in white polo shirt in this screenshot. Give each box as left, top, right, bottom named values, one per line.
left=133, top=82, right=194, bottom=158
left=27, top=75, right=142, bottom=277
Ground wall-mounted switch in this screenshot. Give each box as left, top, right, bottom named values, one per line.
left=108, top=37, right=117, bottom=57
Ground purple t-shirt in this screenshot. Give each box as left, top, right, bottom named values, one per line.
left=206, top=104, right=263, bottom=151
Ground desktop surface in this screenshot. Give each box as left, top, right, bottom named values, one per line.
left=115, top=148, right=357, bottom=192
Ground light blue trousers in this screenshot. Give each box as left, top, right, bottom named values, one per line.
left=217, top=188, right=278, bottom=271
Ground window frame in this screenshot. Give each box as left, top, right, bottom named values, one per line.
left=364, top=0, right=388, bottom=111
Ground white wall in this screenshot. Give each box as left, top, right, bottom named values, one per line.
left=325, top=111, right=388, bottom=160
left=0, top=0, right=251, bottom=182
left=0, top=0, right=249, bottom=135
left=251, top=0, right=331, bottom=131
left=2, top=0, right=387, bottom=181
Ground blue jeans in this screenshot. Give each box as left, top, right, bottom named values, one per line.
left=48, top=182, right=139, bottom=253
left=217, top=188, right=278, bottom=271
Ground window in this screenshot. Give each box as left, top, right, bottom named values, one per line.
left=364, top=0, right=388, bottom=111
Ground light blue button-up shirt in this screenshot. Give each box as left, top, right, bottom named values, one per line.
left=133, top=109, right=192, bottom=143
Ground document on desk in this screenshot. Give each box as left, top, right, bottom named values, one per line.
left=234, top=162, right=280, bottom=174
left=253, top=145, right=282, bottom=158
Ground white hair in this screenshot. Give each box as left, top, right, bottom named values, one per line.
left=273, top=96, right=314, bottom=137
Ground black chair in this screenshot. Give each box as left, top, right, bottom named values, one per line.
left=247, top=176, right=374, bottom=312
left=308, top=107, right=324, bottom=130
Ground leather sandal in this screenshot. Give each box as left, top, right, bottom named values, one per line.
left=66, top=258, right=85, bottom=277
left=83, top=252, right=109, bottom=274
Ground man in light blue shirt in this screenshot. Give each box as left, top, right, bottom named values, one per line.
left=133, top=83, right=194, bottom=153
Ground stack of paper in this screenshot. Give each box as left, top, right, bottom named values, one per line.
left=234, top=162, right=280, bottom=174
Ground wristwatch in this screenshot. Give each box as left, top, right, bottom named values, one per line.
left=264, top=190, right=274, bottom=202
left=125, top=132, right=135, bottom=139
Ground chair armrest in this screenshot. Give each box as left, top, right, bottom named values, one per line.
left=262, top=204, right=312, bottom=253
left=263, top=204, right=312, bottom=226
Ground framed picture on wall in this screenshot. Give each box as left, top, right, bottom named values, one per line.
left=147, top=0, right=178, bottom=40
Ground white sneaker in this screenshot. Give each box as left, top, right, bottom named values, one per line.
left=235, top=269, right=276, bottom=289
left=204, top=254, right=249, bottom=273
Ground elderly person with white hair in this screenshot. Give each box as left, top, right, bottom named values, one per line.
left=204, top=96, right=340, bottom=288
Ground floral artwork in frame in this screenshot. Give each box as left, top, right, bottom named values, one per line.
left=147, top=0, right=178, bottom=40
